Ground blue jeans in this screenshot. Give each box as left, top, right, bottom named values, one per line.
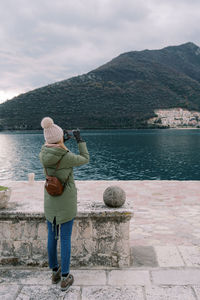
left=47, top=218, right=74, bottom=275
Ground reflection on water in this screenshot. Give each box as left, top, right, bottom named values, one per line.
left=0, top=129, right=200, bottom=181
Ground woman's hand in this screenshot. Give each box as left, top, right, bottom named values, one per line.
left=73, top=129, right=85, bottom=143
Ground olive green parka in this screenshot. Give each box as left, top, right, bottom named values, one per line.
left=39, top=141, right=89, bottom=225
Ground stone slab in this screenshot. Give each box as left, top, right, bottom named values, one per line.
left=72, top=270, right=107, bottom=286
left=16, top=285, right=80, bottom=300
left=0, top=269, right=51, bottom=285
left=145, top=285, right=196, bottom=300
left=178, top=246, right=200, bottom=267
left=82, top=286, right=144, bottom=300
left=130, top=246, right=158, bottom=267
left=154, top=246, right=185, bottom=267
left=108, top=270, right=151, bottom=286
left=193, top=285, right=200, bottom=300
left=152, top=269, right=200, bottom=285
left=0, top=269, right=106, bottom=287
left=0, top=284, right=21, bottom=300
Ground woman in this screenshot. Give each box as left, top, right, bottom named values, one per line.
left=39, top=117, right=89, bottom=291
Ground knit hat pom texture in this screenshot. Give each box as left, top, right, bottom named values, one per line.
left=41, top=117, right=54, bottom=129
left=41, top=117, right=63, bottom=144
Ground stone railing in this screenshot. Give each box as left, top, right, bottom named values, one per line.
left=0, top=181, right=133, bottom=268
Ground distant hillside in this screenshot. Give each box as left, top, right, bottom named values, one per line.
left=1, top=42, right=200, bottom=130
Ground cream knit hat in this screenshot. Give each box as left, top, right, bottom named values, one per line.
left=41, top=117, right=63, bottom=143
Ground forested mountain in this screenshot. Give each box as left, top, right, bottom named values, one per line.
left=0, top=42, right=200, bottom=130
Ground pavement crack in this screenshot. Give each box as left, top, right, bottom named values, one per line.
left=15, top=284, right=23, bottom=299
left=191, top=285, right=199, bottom=300
left=177, top=246, right=187, bottom=267
left=142, top=286, right=148, bottom=300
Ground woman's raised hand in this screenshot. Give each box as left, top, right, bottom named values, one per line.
left=72, top=129, right=85, bottom=143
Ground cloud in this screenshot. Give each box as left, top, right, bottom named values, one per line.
left=0, top=0, right=199, bottom=103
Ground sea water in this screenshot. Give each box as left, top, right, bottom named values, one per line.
left=0, top=129, right=200, bottom=181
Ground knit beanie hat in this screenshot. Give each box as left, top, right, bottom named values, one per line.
left=41, top=117, right=63, bottom=143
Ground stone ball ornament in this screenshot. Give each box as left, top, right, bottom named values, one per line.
left=103, top=185, right=126, bottom=208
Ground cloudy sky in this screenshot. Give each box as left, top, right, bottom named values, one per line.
left=0, top=0, right=199, bottom=103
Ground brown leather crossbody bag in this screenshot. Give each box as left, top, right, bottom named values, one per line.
left=45, top=158, right=68, bottom=196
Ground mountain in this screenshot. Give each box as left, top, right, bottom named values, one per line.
left=1, top=42, right=200, bottom=130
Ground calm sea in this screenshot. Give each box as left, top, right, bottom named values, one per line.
left=0, top=129, right=200, bottom=181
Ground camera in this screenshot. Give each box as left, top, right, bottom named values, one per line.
left=63, top=129, right=74, bottom=142
left=63, top=129, right=80, bottom=142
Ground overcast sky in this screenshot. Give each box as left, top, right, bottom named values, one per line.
left=0, top=0, right=200, bottom=103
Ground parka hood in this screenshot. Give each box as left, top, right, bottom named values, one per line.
left=39, top=145, right=69, bottom=167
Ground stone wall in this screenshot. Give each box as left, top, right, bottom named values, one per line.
left=147, top=108, right=200, bottom=128
left=0, top=181, right=133, bottom=268
left=0, top=212, right=132, bottom=268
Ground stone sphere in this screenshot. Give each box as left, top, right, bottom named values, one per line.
left=103, top=185, right=126, bottom=208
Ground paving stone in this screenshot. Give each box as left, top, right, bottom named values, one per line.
left=82, top=286, right=144, bottom=300
left=0, top=284, right=21, bottom=300
left=154, top=246, right=184, bottom=267
left=145, top=285, right=196, bottom=300
left=16, top=285, right=80, bottom=300
left=152, top=269, right=200, bottom=285
left=193, top=285, right=200, bottom=300
left=130, top=246, right=158, bottom=267
left=0, top=269, right=106, bottom=287
left=20, top=271, right=51, bottom=285
left=178, top=246, right=200, bottom=267
left=108, top=270, right=151, bottom=286
left=72, top=270, right=106, bottom=286
left=0, top=269, right=51, bottom=285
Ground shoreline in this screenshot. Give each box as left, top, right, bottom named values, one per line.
left=0, top=127, right=200, bottom=133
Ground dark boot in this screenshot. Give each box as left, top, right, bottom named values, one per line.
left=60, top=274, right=74, bottom=291
left=52, top=266, right=61, bottom=284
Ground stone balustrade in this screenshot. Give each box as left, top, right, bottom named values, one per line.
left=0, top=181, right=133, bottom=268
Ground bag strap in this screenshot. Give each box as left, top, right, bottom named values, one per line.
left=55, top=159, right=62, bottom=171
left=45, top=156, right=69, bottom=185
left=45, top=157, right=62, bottom=177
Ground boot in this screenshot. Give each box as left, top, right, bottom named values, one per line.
left=52, top=266, right=61, bottom=284
left=60, top=274, right=74, bottom=291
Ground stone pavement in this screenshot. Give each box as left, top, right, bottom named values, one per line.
left=2, top=180, right=200, bottom=247
left=128, top=181, right=200, bottom=247
left=0, top=263, right=200, bottom=300
left=0, top=181, right=199, bottom=299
